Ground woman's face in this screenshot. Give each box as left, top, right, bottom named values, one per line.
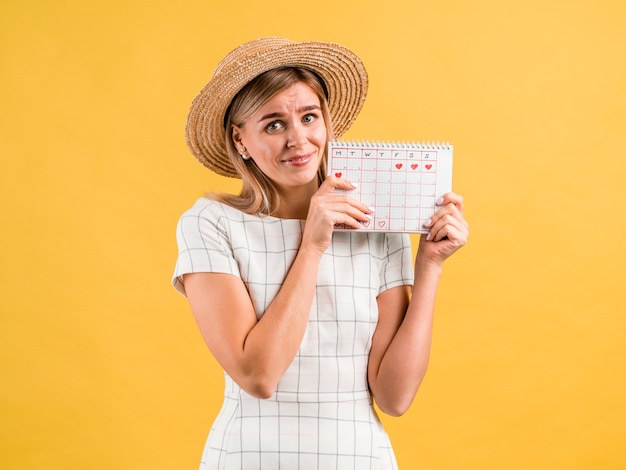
left=232, top=82, right=327, bottom=194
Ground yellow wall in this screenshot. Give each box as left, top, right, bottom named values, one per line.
left=2, top=0, right=625, bottom=468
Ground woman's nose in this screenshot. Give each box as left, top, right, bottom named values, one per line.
left=286, top=124, right=307, bottom=148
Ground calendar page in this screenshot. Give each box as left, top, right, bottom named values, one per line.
left=327, top=141, right=453, bottom=233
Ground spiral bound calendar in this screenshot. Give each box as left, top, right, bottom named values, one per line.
left=327, top=141, right=453, bottom=233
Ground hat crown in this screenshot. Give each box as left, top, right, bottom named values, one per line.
left=213, top=37, right=293, bottom=79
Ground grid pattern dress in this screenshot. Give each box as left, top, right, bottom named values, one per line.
left=173, top=198, right=414, bottom=470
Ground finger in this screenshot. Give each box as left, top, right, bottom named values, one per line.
left=430, top=200, right=468, bottom=229
left=437, top=192, right=464, bottom=214
left=321, top=175, right=358, bottom=192
left=332, top=211, right=372, bottom=229
left=428, top=213, right=468, bottom=242
left=316, top=179, right=373, bottom=215
left=326, top=200, right=374, bottom=224
left=430, top=220, right=468, bottom=244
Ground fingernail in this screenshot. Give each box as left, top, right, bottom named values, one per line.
left=350, top=182, right=358, bottom=189
left=424, top=218, right=432, bottom=228
left=436, top=197, right=444, bottom=205
left=426, top=232, right=432, bottom=241
left=367, top=206, right=375, bottom=213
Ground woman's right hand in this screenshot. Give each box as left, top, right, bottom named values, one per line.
left=301, top=176, right=373, bottom=253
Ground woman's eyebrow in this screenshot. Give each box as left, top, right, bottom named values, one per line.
left=258, top=105, right=321, bottom=122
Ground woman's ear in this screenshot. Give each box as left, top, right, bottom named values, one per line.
left=231, top=125, right=250, bottom=159
left=231, top=125, right=244, bottom=149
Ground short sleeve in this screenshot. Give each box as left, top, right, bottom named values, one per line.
left=172, top=199, right=241, bottom=296
left=379, top=233, right=414, bottom=294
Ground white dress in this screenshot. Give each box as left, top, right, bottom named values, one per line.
left=173, top=198, right=414, bottom=470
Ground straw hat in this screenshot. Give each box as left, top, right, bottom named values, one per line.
left=185, top=37, right=369, bottom=178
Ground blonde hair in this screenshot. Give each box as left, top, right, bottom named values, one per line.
left=212, top=67, right=333, bottom=215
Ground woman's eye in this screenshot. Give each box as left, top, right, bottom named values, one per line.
left=302, top=114, right=316, bottom=124
left=266, top=121, right=283, bottom=132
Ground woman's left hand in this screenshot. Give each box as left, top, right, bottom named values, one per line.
left=420, top=192, right=469, bottom=265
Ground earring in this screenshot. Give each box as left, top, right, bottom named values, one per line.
left=238, top=146, right=250, bottom=160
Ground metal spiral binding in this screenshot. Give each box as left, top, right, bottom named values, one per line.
left=329, top=140, right=452, bottom=150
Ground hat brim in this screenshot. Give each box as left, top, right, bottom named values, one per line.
left=186, top=37, right=368, bottom=178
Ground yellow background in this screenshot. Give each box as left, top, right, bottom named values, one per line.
left=2, top=0, right=625, bottom=468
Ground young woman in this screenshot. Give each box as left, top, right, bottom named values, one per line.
left=173, top=37, right=468, bottom=470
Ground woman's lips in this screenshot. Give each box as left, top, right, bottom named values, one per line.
left=282, top=153, right=312, bottom=166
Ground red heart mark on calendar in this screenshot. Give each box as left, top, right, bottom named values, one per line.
left=335, top=172, right=342, bottom=178
left=378, top=221, right=386, bottom=228
left=425, top=164, right=432, bottom=170
left=395, top=163, right=403, bottom=169
left=411, top=164, right=418, bottom=170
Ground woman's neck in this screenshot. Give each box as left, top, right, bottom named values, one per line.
left=273, top=180, right=318, bottom=220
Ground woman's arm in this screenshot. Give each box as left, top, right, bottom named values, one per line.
left=184, top=245, right=323, bottom=399
left=184, top=177, right=372, bottom=399
left=367, top=192, right=468, bottom=416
